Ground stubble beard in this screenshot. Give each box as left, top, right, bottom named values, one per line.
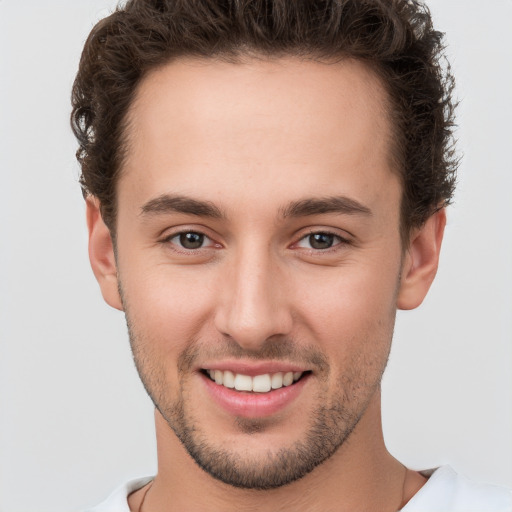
left=126, top=316, right=391, bottom=490
left=160, top=379, right=362, bottom=490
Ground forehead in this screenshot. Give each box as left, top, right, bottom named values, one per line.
left=120, top=56, right=399, bottom=220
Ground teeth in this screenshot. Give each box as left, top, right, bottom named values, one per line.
left=271, top=372, right=283, bottom=389
left=223, top=370, right=235, bottom=388
left=234, top=374, right=252, bottom=391
left=252, top=374, right=271, bottom=393
left=205, top=369, right=304, bottom=393
left=283, top=372, right=294, bottom=386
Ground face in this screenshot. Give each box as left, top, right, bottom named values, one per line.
left=108, top=57, right=406, bottom=488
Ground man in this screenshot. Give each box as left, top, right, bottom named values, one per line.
left=71, top=0, right=511, bottom=510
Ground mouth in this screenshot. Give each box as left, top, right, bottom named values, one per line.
left=201, top=369, right=310, bottom=393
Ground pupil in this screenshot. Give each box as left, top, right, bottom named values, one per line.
left=180, top=232, right=204, bottom=249
left=310, top=233, right=334, bottom=249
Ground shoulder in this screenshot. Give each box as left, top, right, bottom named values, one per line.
left=402, top=466, right=512, bottom=512
left=83, top=477, right=154, bottom=512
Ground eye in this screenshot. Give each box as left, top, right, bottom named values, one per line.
left=296, top=232, right=345, bottom=250
left=178, top=232, right=205, bottom=249
left=167, top=231, right=211, bottom=250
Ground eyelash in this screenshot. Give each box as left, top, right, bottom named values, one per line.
left=294, top=230, right=351, bottom=253
left=160, top=228, right=351, bottom=255
left=160, top=230, right=219, bottom=254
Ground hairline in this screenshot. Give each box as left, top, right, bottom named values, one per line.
left=105, top=52, right=416, bottom=248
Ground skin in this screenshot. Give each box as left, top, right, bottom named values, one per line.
left=87, top=57, right=445, bottom=511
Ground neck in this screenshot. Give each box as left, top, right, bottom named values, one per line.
left=131, top=393, right=425, bottom=512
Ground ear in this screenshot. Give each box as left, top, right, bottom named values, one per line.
left=86, top=197, right=123, bottom=311
left=397, top=209, right=446, bottom=310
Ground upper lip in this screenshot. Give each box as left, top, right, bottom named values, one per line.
left=199, top=360, right=309, bottom=376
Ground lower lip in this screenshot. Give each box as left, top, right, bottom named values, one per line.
left=201, top=373, right=310, bottom=418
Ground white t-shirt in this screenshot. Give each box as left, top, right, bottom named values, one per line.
left=85, top=466, right=512, bottom=511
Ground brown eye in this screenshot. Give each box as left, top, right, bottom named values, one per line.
left=178, top=232, right=205, bottom=249
left=308, top=233, right=335, bottom=249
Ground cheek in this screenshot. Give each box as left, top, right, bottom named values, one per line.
left=297, top=260, right=400, bottom=327
left=119, top=265, right=217, bottom=355
left=293, top=257, right=400, bottom=364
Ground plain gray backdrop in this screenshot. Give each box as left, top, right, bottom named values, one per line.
left=1, top=1, right=511, bottom=511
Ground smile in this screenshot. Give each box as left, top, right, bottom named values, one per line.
left=203, top=369, right=306, bottom=393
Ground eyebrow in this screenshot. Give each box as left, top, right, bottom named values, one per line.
left=140, top=194, right=225, bottom=219
left=280, top=196, right=372, bottom=218
left=139, top=193, right=372, bottom=220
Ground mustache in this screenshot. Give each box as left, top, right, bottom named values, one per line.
left=178, top=336, right=330, bottom=374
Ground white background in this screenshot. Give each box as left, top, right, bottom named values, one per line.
left=1, top=1, right=511, bottom=511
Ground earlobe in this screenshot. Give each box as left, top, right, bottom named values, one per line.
left=86, top=197, right=124, bottom=311
left=397, top=209, right=446, bottom=310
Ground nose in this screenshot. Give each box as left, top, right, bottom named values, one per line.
left=214, top=245, right=293, bottom=351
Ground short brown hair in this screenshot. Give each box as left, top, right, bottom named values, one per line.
left=71, top=0, right=458, bottom=240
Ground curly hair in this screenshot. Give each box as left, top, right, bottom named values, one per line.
left=71, top=0, right=458, bottom=242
